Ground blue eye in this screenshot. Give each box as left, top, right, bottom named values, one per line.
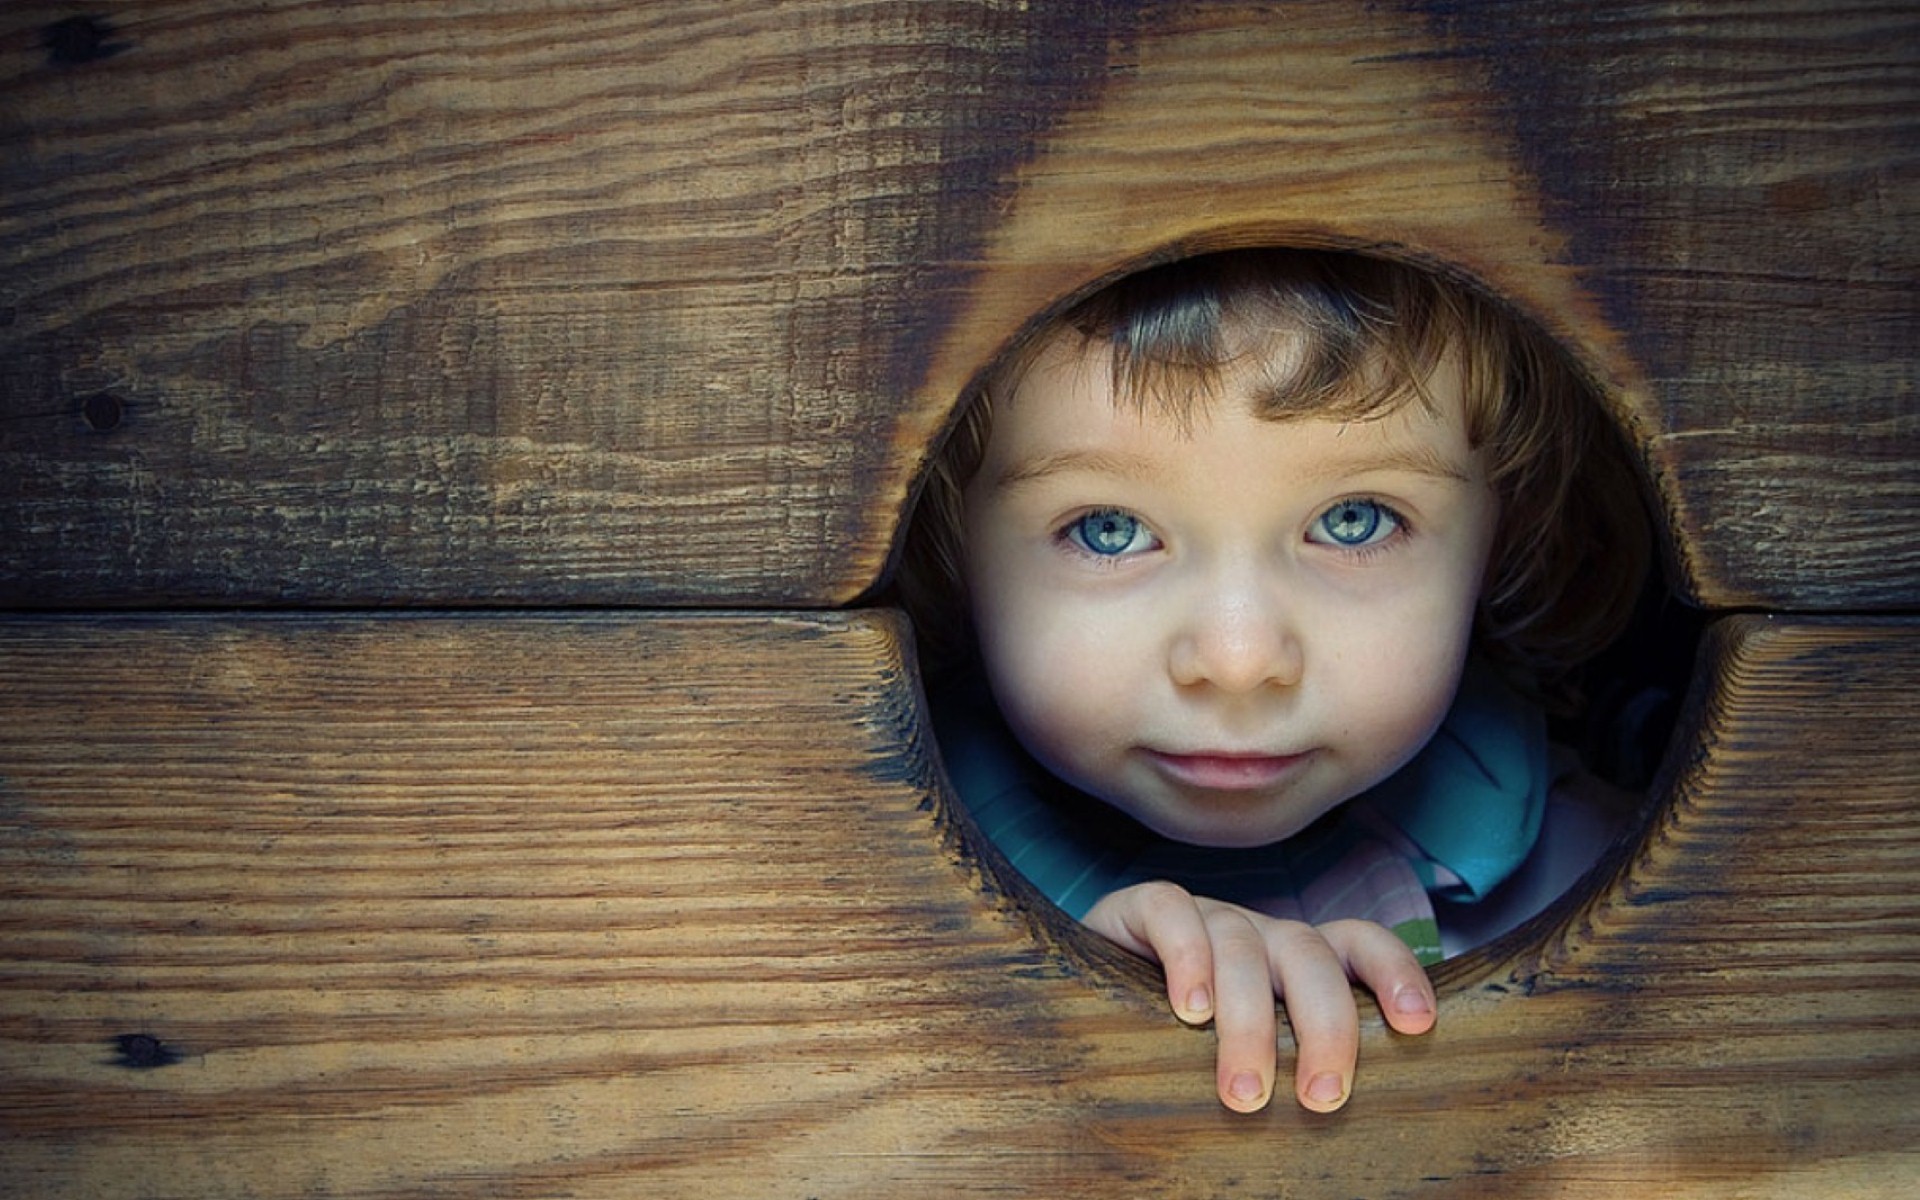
left=1312, top=498, right=1400, bottom=548
left=1067, top=509, right=1153, bottom=557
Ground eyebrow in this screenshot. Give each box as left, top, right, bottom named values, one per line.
left=989, top=449, right=1168, bottom=493
left=1300, top=438, right=1475, bottom=486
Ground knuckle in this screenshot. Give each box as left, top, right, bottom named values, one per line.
left=1133, top=880, right=1196, bottom=917
left=1319, top=918, right=1389, bottom=943
left=1318, top=918, right=1416, bottom=961
left=1201, top=907, right=1262, bottom=949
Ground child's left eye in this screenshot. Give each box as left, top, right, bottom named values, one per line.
left=1309, top=498, right=1402, bottom=549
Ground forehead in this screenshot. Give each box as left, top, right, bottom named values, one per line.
left=984, top=329, right=1474, bottom=472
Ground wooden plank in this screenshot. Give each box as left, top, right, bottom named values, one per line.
left=1423, top=1, right=1920, bottom=610
left=0, top=0, right=1128, bottom=604
left=1, top=612, right=1914, bottom=1196
left=910, top=0, right=1919, bottom=612
left=2, top=2, right=1913, bottom=608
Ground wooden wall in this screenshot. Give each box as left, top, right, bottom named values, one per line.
left=2, top=2, right=1915, bottom=1196
left=4, top=0, right=1913, bottom=608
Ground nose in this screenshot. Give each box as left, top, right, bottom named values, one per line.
left=1166, top=567, right=1304, bottom=693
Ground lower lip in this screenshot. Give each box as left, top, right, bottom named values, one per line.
left=1145, top=750, right=1311, bottom=791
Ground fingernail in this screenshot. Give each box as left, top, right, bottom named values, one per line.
left=1305, top=1072, right=1347, bottom=1108
left=1185, top=986, right=1212, bottom=1018
left=1393, top=985, right=1432, bottom=1016
left=1228, top=1071, right=1266, bottom=1106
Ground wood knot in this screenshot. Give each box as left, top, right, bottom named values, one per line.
left=42, top=16, right=127, bottom=68
left=111, top=1032, right=181, bottom=1070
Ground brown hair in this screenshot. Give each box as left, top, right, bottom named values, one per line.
left=895, top=249, right=1653, bottom=698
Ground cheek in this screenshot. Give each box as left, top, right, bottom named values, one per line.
left=968, top=571, right=1137, bottom=759
left=1331, top=602, right=1475, bottom=751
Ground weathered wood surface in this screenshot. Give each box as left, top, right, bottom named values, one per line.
left=1, top=612, right=1914, bottom=1197
left=2, top=1, right=1914, bottom=609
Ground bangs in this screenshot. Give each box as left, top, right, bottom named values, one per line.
left=1053, top=249, right=1489, bottom=434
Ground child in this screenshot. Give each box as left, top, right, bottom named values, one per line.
left=897, top=249, right=1652, bottom=1114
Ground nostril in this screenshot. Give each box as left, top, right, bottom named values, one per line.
left=1169, top=610, right=1304, bottom=694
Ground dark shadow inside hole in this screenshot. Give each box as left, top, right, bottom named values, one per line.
left=1432, top=572, right=1704, bottom=958
left=1551, top=574, right=1705, bottom=796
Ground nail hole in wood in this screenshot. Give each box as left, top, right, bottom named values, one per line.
left=79, top=392, right=125, bottom=432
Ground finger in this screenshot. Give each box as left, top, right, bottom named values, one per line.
left=1202, top=906, right=1279, bottom=1113
left=1261, top=922, right=1359, bottom=1113
left=1318, top=918, right=1437, bottom=1037
left=1084, top=882, right=1217, bottom=1025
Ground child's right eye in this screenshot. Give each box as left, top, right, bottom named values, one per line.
left=1063, top=509, right=1158, bottom=558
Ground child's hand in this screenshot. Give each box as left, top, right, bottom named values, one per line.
left=1082, top=881, right=1437, bottom=1113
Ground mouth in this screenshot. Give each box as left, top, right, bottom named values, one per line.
left=1143, top=749, right=1313, bottom=791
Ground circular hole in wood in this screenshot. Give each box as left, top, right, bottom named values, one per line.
left=890, top=245, right=1700, bottom=1003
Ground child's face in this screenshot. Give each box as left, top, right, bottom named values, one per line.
left=961, top=333, right=1500, bottom=849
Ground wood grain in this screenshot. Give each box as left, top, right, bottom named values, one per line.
left=3, top=2, right=1913, bottom=608
left=0, top=0, right=1125, bottom=604
left=1, top=611, right=1914, bottom=1196
left=2, top=5, right=1913, bottom=1193
left=907, top=0, right=1919, bottom=612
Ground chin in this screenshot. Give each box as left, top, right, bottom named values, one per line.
left=1138, top=805, right=1321, bottom=851
left=1080, top=767, right=1331, bottom=849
